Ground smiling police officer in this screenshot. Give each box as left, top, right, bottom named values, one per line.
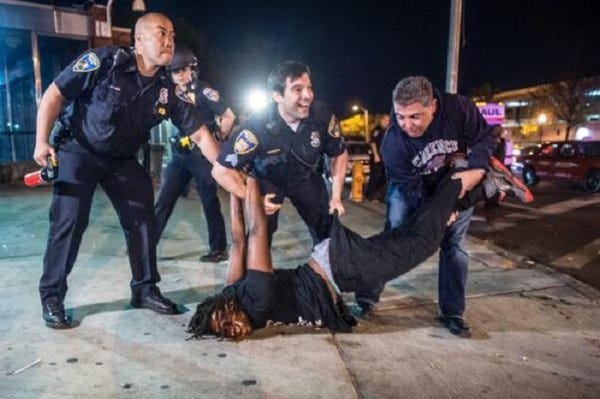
left=212, top=60, right=348, bottom=245
left=33, top=13, right=218, bottom=329
left=154, top=48, right=235, bottom=263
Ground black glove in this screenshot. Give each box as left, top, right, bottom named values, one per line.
left=169, top=135, right=194, bottom=154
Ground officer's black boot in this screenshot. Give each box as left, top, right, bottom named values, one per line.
left=42, top=302, right=73, bottom=329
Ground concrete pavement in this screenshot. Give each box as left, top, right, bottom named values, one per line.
left=1, top=183, right=599, bottom=398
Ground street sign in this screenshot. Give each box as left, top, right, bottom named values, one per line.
left=477, top=102, right=505, bottom=125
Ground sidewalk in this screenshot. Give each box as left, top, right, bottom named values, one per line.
left=1, top=183, right=599, bottom=398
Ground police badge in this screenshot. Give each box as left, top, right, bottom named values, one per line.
left=310, top=131, right=321, bottom=148
left=327, top=115, right=341, bottom=138
left=203, top=87, right=220, bottom=102
left=72, top=52, right=100, bottom=73
left=234, top=130, right=258, bottom=154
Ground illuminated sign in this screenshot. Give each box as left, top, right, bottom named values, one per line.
left=477, top=103, right=505, bottom=125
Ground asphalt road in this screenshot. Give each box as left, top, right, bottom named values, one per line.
left=469, top=179, right=600, bottom=290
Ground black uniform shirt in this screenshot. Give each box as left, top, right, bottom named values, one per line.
left=55, top=46, right=206, bottom=158
left=174, top=79, right=229, bottom=119
left=217, top=103, right=346, bottom=188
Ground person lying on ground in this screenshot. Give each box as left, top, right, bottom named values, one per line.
left=187, top=160, right=533, bottom=340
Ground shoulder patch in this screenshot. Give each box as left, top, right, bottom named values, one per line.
left=72, top=52, right=100, bottom=73
left=202, top=87, right=220, bottom=102
left=234, top=130, right=258, bottom=155
left=175, top=87, right=195, bottom=104
left=327, top=115, right=341, bottom=138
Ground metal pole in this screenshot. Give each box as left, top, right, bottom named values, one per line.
left=364, top=109, right=369, bottom=142
left=445, top=0, right=463, bottom=93
left=31, top=31, right=42, bottom=106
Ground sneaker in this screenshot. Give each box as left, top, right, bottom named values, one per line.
left=484, top=158, right=534, bottom=203
left=199, top=249, right=228, bottom=263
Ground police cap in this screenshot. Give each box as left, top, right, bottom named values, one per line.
left=167, top=49, right=197, bottom=71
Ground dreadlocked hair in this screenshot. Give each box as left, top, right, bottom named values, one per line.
left=187, top=287, right=242, bottom=340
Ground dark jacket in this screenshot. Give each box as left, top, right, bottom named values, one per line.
left=381, top=90, right=496, bottom=198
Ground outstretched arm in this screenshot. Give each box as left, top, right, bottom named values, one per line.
left=245, top=176, right=273, bottom=274
left=227, top=190, right=247, bottom=284
left=329, top=150, right=348, bottom=215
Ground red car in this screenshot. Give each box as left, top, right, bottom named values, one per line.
left=518, top=140, right=600, bottom=192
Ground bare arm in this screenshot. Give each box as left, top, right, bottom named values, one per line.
left=329, top=150, right=348, bottom=215
left=245, top=176, right=273, bottom=273
left=188, top=125, right=219, bottom=164
left=33, top=83, right=65, bottom=166
left=218, top=108, right=236, bottom=140
left=212, top=161, right=246, bottom=199
left=227, top=191, right=247, bottom=284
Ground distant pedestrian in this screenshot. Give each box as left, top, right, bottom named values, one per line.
left=365, top=114, right=391, bottom=202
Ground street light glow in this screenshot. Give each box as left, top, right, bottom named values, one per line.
left=537, top=113, right=548, bottom=124
left=246, top=89, right=268, bottom=112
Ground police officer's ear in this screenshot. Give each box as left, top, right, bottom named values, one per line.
left=271, top=90, right=284, bottom=104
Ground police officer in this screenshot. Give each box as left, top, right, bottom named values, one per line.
left=33, top=13, right=218, bottom=329
left=154, top=49, right=235, bottom=262
left=212, top=60, right=348, bottom=245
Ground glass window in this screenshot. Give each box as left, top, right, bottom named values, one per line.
left=0, top=29, right=88, bottom=164
left=559, top=143, right=575, bottom=157
left=38, top=35, right=87, bottom=91
left=0, top=28, right=34, bottom=163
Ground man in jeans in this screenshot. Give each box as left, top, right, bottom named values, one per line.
left=375, top=76, right=497, bottom=338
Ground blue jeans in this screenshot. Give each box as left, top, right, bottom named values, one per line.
left=373, top=182, right=473, bottom=317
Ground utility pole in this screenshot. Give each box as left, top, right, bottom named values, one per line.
left=445, top=0, right=463, bottom=93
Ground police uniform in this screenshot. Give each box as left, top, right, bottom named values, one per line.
left=217, top=102, right=345, bottom=243
left=154, top=80, right=227, bottom=255
left=39, top=47, right=207, bottom=308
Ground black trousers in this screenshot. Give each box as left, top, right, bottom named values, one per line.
left=39, top=141, right=159, bottom=306
left=365, top=161, right=386, bottom=201
left=265, top=173, right=331, bottom=246
left=154, top=151, right=227, bottom=251
left=329, top=175, right=463, bottom=295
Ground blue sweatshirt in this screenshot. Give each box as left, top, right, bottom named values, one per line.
left=381, top=90, right=496, bottom=199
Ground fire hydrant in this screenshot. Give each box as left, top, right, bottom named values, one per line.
left=350, top=161, right=365, bottom=202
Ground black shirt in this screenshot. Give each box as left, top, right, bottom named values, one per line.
left=54, top=46, right=206, bottom=158
left=217, top=103, right=346, bottom=190
left=232, top=267, right=355, bottom=333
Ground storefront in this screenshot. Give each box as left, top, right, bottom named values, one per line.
left=0, top=0, right=129, bottom=168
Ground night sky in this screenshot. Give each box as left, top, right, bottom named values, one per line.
left=35, top=0, right=600, bottom=115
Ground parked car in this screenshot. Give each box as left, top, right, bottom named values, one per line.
left=344, top=140, right=371, bottom=176
left=515, top=140, right=600, bottom=192
left=321, top=140, right=371, bottom=181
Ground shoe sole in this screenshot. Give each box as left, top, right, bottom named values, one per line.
left=44, top=319, right=74, bottom=329
left=130, top=300, right=179, bottom=315
left=489, top=158, right=534, bottom=203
